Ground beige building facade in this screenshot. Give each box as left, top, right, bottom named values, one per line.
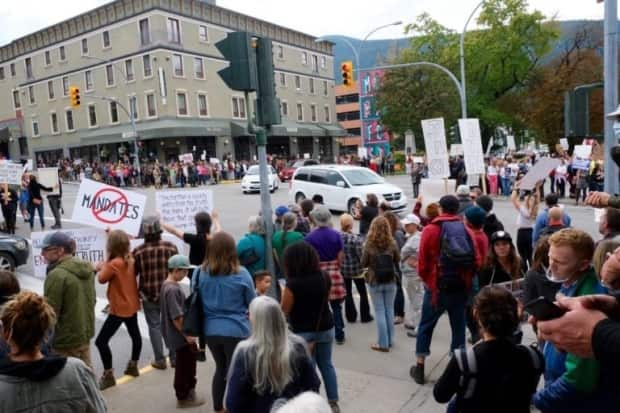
left=0, top=0, right=343, bottom=165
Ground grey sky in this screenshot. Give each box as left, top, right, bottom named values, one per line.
left=0, top=0, right=609, bottom=46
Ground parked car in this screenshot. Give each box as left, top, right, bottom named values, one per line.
left=241, top=165, right=280, bottom=193
left=289, top=165, right=408, bottom=215
left=278, top=159, right=319, bottom=182
left=0, top=234, right=29, bottom=271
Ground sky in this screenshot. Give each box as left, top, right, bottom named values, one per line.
left=0, top=0, right=611, bottom=46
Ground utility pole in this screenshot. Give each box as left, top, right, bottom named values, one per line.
left=604, top=0, right=619, bottom=194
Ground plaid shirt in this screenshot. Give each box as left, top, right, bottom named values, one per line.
left=340, top=231, right=363, bottom=278
left=133, top=240, right=178, bottom=302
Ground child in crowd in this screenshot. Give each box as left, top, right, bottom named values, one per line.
left=253, top=270, right=272, bottom=296
left=399, top=214, right=422, bottom=337
left=160, top=254, right=205, bottom=408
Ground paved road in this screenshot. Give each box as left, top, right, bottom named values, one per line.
left=14, top=175, right=598, bottom=411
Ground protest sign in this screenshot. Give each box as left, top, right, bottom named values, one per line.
left=572, top=159, right=590, bottom=171
left=518, top=158, right=561, bottom=190
left=179, top=153, right=194, bottom=163
left=450, top=144, right=464, bottom=156
left=459, top=119, right=485, bottom=175
left=574, top=145, right=592, bottom=159
left=71, top=179, right=147, bottom=236
left=37, top=168, right=60, bottom=196
left=421, top=118, right=450, bottom=179
left=507, top=135, right=516, bottom=151
left=156, top=189, right=214, bottom=233
left=595, top=208, right=605, bottom=224
left=0, top=161, right=23, bottom=185
left=357, top=147, right=367, bottom=159
left=419, top=179, right=456, bottom=217
left=23, top=159, right=33, bottom=173
left=560, top=138, right=569, bottom=150
left=31, top=228, right=107, bottom=279
left=412, top=156, right=424, bottom=164
left=495, top=277, right=526, bottom=302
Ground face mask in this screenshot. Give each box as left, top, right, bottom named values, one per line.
left=544, top=266, right=568, bottom=284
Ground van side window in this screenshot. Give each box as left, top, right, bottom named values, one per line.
left=326, top=171, right=343, bottom=186
left=309, top=171, right=327, bottom=184
left=294, top=169, right=309, bottom=181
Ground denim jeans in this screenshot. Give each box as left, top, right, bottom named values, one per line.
left=330, top=300, right=345, bottom=342
left=369, top=282, right=397, bottom=349
left=297, top=328, right=339, bottom=402
left=28, top=202, right=45, bottom=229
left=415, top=288, right=467, bottom=358
left=142, top=298, right=168, bottom=364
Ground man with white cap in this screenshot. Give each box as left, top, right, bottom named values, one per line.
left=456, top=185, right=473, bottom=214
left=400, top=214, right=423, bottom=337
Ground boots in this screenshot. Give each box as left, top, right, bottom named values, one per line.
left=99, top=370, right=116, bottom=390
left=124, top=360, right=139, bottom=377
left=177, top=389, right=206, bottom=408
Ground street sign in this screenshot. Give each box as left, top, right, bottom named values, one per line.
left=122, top=131, right=137, bottom=139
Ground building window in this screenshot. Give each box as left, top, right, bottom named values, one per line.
left=301, top=52, right=307, bottom=65
left=173, top=54, right=184, bottom=77
left=12, top=90, right=21, bottom=109
left=324, top=106, right=331, bottom=123
left=62, top=76, right=69, bottom=96
left=109, top=101, right=119, bottom=124
left=198, top=93, right=208, bottom=117
left=88, top=104, right=97, bottom=127
left=139, top=18, right=150, bottom=46
left=194, top=57, right=204, bottom=79
left=232, top=96, right=246, bottom=119
left=199, top=25, right=208, bottom=42
left=176, top=92, right=188, bottom=116
left=167, top=18, right=181, bottom=44
left=85, top=71, right=93, bottom=91
left=81, top=38, right=89, bottom=55
left=59, top=46, right=66, bottom=61
left=31, top=119, right=39, bottom=137
left=25, top=58, right=33, bottom=78
left=312, top=55, right=318, bottom=72
left=65, top=110, right=74, bottom=131
left=129, top=96, right=138, bottom=120
left=310, top=104, right=317, bottom=122
left=295, top=75, right=301, bottom=90
left=323, top=80, right=329, bottom=96
left=282, top=101, right=288, bottom=116
left=106, top=64, right=114, bottom=86
left=142, top=55, right=152, bottom=78
left=321, top=56, right=326, bottom=69
left=277, top=45, right=284, bottom=59
left=50, top=113, right=59, bottom=134
left=28, top=86, right=35, bottom=105
left=47, top=80, right=55, bottom=100
left=309, top=78, right=315, bottom=94
left=102, top=30, right=111, bottom=48
left=146, top=93, right=157, bottom=118
left=10, top=63, right=16, bottom=77
left=125, top=59, right=134, bottom=82
left=0, top=67, right=4, bottom=80
left=279, top=72, right=286, bottom=87
left=297, top=103, right=303, bottom=122
left=44, top=51, right=51, bottom=66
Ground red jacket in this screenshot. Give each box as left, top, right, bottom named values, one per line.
left=417, top=214, right=483, bottom=303
left=467, top=225, right=489, bottom=268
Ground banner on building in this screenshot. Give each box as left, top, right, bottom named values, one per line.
left=155, top=189, right=214, bottom=233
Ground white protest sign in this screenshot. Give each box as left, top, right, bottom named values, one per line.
left=209, top=158, right=219, bottom=164
left=421, top=118, right=450, bottom=179
left=595, top=208, right=605, bottom=224
left=507, top=135, right=516, bottom=150
left=71, top=179, right=147, bottom=236
left=450, top=144, right=464, bottom=156
left=419, top=179, right=456, bottom=217
left=0, top=161, right=23, bottom=185
left=357, top=147, right=367, bottom=159
left=459, top=119, right=486, bottom=175
left=560, top=138, right=569, bottom=150
left=31, top=228, right=106, bottom=279
left=37, top=168, right=60, bottom=196
left=518, top=157, right=561, bottom=190
left=413, top=156, right=424, bottom=164
left=179, top=153, right=194, bottom=163
left=303, top=153, right=310, bottom=160
left=156, top=189, right=214, bottom=233
left=23, top=159, right=33, bottom=173
left=574, top=145, right=592, bottom=159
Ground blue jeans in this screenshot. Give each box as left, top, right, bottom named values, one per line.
left=369, top=282, right=397, bottom=349
left=415, top=288, right=467, bottom=358
left=142, top=298, right=169, bottom=364
left=500, top=177, right=511, bottom=195
left=298, top=328, right=339, bottom=402
left=330, top=300, right=345, bottom=342
left=28, top=202, right=45, bottom=229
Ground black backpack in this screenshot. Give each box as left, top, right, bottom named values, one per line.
left=373, top=252, right=396, bottom=283
left=437, top=221, right=476, bottom=292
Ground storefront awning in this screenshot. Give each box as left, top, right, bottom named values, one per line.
left=230, top=121, right=250, bottom=136
left=319, top=124, right=347, bottom=137
left=297, top=123, right=326, bottom=137
left=269, top=120, right=303, bottom=137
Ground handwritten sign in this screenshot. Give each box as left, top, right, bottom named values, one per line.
left=459, top=119, right=485, bottom=175
left=421, top=118, right=450, bottom=179
left=37, top=168, right=60, bottom=196
left=156, top=189, right=214, bottom=233
left=0, top=161, right=23, bottom=185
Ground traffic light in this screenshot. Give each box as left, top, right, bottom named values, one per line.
left=215, top=31, right=258, bottom=91
left=341, top=61, right=354, bottom=88
left=69, top=86, right=80, bottom=108
left=255, top=37, right=281, bottom=127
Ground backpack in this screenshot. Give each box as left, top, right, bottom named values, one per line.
left=437, top=221, right=475, bottom=293
left=372, top=251, right=396, bottom=283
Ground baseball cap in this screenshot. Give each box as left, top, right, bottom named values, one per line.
left=168, top=254, right=194, bottom=270
left=464, top=206, right=487, bottom=228
left=40, top=232, right=73, bottom=250
left=401, top=214, right=421, bottom=227
left=456, top=185, right=470, bottom=196
left=439, top=195, right=460, bottom=214
left=490, top=231, right=512, bottom=244
left=275, top=205, right=289, bottom=217
left=142, top=218, right=162, bottom=235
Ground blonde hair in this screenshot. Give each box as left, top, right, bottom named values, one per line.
left=1, top=291, right=56, bottom=355
left=340, top=214, right=354, bottom=232
left=366, top=216, right=396, bottom=251
left=593, top=240, right=620, bottom=279
left=203, top=232, right=240, bottom=275
left=548, top=228, right=595, bottom=263
left=107, top=229, right=131, bottom=261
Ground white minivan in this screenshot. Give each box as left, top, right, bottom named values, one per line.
left=289, top=165, right=408, bottom=215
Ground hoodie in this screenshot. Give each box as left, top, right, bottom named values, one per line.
left=0, top=356, right=106, bottom=412
left=43, top=256, right=96, bottom=350
left=482, top=213, right=504, bottom=242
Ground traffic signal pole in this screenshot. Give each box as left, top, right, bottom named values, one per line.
left=604, top=0, right=619, bottom=195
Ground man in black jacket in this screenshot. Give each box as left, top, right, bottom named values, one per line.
left=475, top=195, right=504, bottom=242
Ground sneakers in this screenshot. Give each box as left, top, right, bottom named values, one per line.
left=51, top=224, right=61, bottom=229
left=410, top=363, right=425, bottom=385
left=124, top=360, right=139, bottom=377
left=196, top=350, right=207, bottom=362
left=404, top=323, right=416, bottom=330
left=406, top=328, right=418, bottom=338
left=99, top=370, right=116, bottom=390
left=150, top=359, right=167, bottom=370
left=177, top=390, right=206, bottom=409
left=336, top=338, right=346, bottom=345
left=394, top=316, right=404, bottom=325
left=329, top=400, right=341, bottom=413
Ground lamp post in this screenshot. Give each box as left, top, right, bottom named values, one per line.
left=603, top=0, right=619, bottom=195
left=459, top=0, right=485, bottom=119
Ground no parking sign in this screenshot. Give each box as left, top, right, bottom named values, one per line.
left=71, top=179, right=147, bottom=236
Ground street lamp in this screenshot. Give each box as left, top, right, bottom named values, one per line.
left=459, top=0, right=485, bottom=119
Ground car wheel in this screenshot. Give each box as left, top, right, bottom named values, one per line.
left=295, top=193, right=306, bottom=203
left=348, top=199, right=359, bottom=217
left=0, top=253, right=15, bottom=272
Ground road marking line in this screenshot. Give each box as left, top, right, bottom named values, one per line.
left=114, top=365, right=155, bottom=386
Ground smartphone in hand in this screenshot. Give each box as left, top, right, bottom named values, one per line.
left=524, top=296, right=567, bottom=321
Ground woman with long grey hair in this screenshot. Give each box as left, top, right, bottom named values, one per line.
left=225, top=296, right=320, bottom=413
left=236, top=215, right=267, bottom=276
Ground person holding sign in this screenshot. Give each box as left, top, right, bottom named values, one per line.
left=27, top=174, right=54, bottom=230
left=0, top=185, right=18, bottom=234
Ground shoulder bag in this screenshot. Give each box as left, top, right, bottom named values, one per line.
left=182, top=267, right=204, bottom=336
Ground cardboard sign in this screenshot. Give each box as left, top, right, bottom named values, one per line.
left=71, top=179, right=147, bottom=236
left=419, top=179, right=456, bottom=217
left=507, top=135, right=516, bottom=151
left=421, top=118, right=450, bottom=179
left=450, top=144, right=464, bottom=156
left=179, top=153, right=194, bottom=163
left=574, top=145, right=592, bottom=159
left=560, top=138, right=569, bottom=150
left=37, top=168, right=60, bottom=196
left=156, top=189, right=214, bottom=233
left=0, top=161, right=23, bottom=185
left=31, top=228, right=106, bottom=279
left=519, top=158, right=561, bottom=190
left=459, top=119, right=485, bottom=175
